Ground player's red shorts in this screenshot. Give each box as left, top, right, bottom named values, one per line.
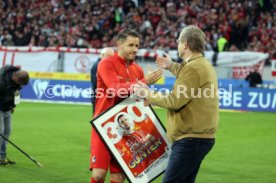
left=90, top=128, right=122, bottom=173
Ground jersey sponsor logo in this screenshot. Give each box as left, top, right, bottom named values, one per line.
left=92, top=156, right=96, bottom=163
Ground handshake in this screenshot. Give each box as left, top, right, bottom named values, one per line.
left=144, top=52, right=173, bottom=85
left=133, top=53, right=173, bottom=104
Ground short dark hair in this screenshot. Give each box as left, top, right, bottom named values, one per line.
left=117, top=29, right=139, bottom=42
left=117, top=114, right=125, bottom=123
left=14, top=70, right=29, bottom=85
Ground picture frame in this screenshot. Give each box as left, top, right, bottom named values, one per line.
left=91, top=95, right=171, bottom=183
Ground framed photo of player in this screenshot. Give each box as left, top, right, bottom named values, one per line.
left=91, top=95, right=171, bottom=183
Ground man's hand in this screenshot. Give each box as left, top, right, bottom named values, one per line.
left=145, top=69, right=163, bottom=85
left=156, top=53, right=173, bottom=70
left=133, top=81, right=150, bottom=99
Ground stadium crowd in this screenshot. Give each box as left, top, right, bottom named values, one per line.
left=0, top=0, right=275, bottom=58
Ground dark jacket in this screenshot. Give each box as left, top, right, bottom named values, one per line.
left=245, top=71, right=263, bottom=87
left=90, top=58, right=100, bottom=114
left=0, top=65, right=21, bottom=111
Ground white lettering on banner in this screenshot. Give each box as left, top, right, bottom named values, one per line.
left=220, top=90, right=276, bottom=110
left=248, top=92, right=258, bottom=108
left=81, top=88, right=91, bottom=98
left=273, top=95, right=276, bottom=109
left=232, top=56, right=259, bottom=65
left=221, top=94, right=231, bottom=107
left=217, top=52, right=269, bottom=67
left=219, top=91, right=241, bottom=107
left=259, top=93, right=271, bottom=108
left=219, top=90, right=232, bottom=107
left=218, top=87, right=232, bottom=99
left=247, top=92, right=276, bottom=109
left=233, top=92, right=242, bottom=107
left=44, top=84, right=92, bottom=99
left=54, top=85, right=82, bottom=98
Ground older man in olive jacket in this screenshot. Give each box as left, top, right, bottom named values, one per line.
left=134, top=25, right=219, bottom=183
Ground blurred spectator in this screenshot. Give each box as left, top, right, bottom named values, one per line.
left=245, top=65, right=263, bottom=87
left=217, top=34, right=228, bottom=52
left=0, top=0, right=275, bottom=60
left=90, top=47, right=114, bottom=114
left=229, top=44, right=240, bottom=51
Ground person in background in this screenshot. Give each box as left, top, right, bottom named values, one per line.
left=90, top=48, right=114, bottom=114
left=245, top=65, right=263, bottom=87
left=0, top=65, right=29, bottom=165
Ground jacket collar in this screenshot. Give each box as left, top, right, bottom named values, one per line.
left=115, top=53, right=134, bottom=66
left=186, top=53, right=203, bottom=63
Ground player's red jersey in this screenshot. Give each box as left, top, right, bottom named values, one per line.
left=90, top=53, right=146, bottom=171
left=94, top=53, right=146, bottom=118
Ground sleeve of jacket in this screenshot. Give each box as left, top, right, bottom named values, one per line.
left=0, top=78, right=4, bottom=92
left=98, top=59, right=146, bottom=96
left=168, top=62, right=183, bottom=76
left=91, top=61, right=99, bottom=90
left=0, top=67, right=6, bottom=92
left=147, top=66, right=200, bottom=110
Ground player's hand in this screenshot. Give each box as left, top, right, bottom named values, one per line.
left=145, top=69, right=163, bottom=85
left=156, top=53, right=173, bottom=70
left=133, top=81, right=149, bottom=99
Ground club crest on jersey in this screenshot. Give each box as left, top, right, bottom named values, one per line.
left=92, top=156, right=96, bottom=163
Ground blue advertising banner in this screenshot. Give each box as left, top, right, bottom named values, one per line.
left=20, top=73, right=276, bottom=112
left=219, top=87, right=276, bottom=112
left=21, top=78, right=92, bottom=103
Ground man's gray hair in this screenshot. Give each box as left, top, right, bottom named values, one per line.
left=179, top=25, right=206, bottom=53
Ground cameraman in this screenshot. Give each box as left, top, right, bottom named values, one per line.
left=0, top=65, right=29, bottom=165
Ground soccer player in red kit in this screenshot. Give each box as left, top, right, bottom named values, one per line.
left=90, top=29, right=163, bottom=183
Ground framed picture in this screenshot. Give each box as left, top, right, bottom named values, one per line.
left=91, top=95, right=171, bottom=183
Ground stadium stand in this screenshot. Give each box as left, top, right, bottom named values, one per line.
left=0, top=0, right=275, bottom=59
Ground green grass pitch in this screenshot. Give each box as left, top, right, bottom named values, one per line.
left=0, top=102, right=276, bottom=183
